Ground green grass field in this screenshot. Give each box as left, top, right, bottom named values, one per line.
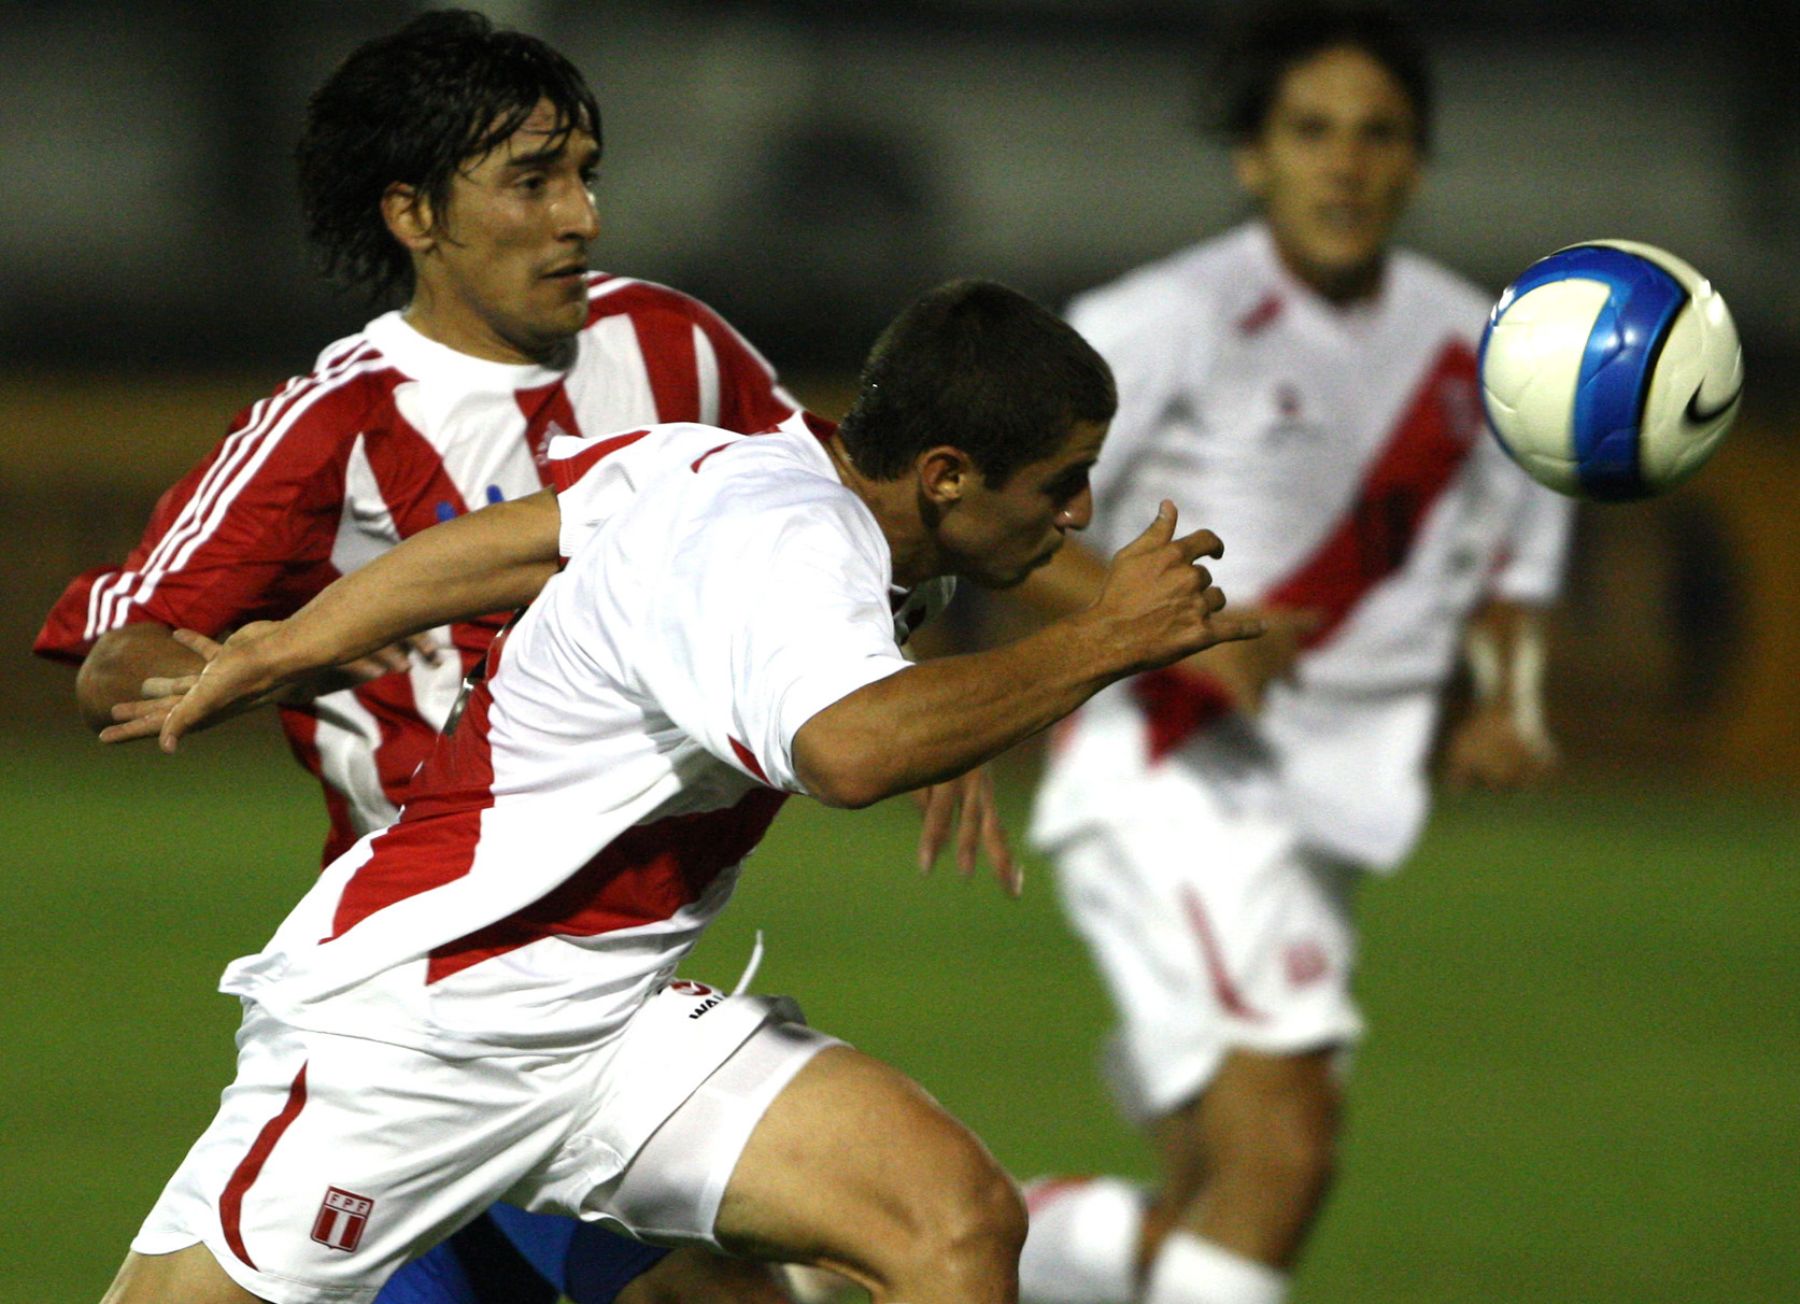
left=3, top=726, right=1794, bottom=1302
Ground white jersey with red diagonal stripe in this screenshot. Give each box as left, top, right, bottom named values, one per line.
left=217, top=412, right=952, bottom=1057
left=36, top=275, right=795, bottom=865
left=1033, top=223, right=1574, bottom=868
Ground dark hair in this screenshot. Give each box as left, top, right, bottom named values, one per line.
left=837, top=280, right=1117, bottom=487
left=296, top=8, right=602, bottom=301
left=1210, top=3, right=1433, bottom=152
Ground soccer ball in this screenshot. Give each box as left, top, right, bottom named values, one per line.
left=1477, top=240, right=1743, bottom=501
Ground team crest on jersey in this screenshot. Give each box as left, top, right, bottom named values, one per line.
left=1266, top=382, right=1324, bottom=444
left=311, top=1187, right=374, bottom=1253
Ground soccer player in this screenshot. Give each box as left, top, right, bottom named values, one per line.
left=93, top=279, right=1262, bottom=1304
left=36, top=11, right=801, bottom=1303
left=1013, top=8, right=1575, bottom=1304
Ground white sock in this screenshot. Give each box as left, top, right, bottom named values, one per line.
left=1139, top=1232, right=1288, bottom=1304
left=1018, top=1176, right=1144, bottom=1304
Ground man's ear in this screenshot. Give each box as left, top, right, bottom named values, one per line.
left=382, top=182, right=437, bottom=256
left=917, top=446, right=975, bottom=508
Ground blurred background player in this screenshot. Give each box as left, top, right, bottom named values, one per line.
left=35, top=10, right=796, bottom=1304
left=1015, top=6, right=1574, bottom=1303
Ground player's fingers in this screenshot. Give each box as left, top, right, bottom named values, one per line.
left=1206, top=612, right=1268, bottom=645
left=159, top=704, right=193, bottom=753
left=405, top=632, right=446, bottom=666
left=158, top=685, right=226, bottom=753
left=954, top=779, right=987, bottom=878
left=138, top=673, right=201, bottom=700
left=171, top=628, right=225, bottom=661
left=99, top=701, right=175, bottom=744
left=981, top=800, right=1021, bottom=898
left=109, top=696, right=175, bottom=724
left=1172, top=527, right=1225, bottom=564
left=369, top=645, right=414, bottom=675
left=916, top=783, right=955, bottom=874
left=1117, top=501, right=1178, bottom=556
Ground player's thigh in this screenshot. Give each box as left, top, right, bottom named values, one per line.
left=102, top=1244, right=263, bottom=1304
left=615, top=1248, right=787, bottom=1304
left=1152, top=1045, right=1343, bottom=1198
left=712, top=1044, right=1024, bottom=1282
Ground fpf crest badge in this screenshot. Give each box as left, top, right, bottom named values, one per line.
left=311, top=1187, right=374, bottom=1252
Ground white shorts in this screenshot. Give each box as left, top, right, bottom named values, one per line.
left=1051, top=805, right=1363, bottom=1123
left=132, top=982, right=837, bottom=1304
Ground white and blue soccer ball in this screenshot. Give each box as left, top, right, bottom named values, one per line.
left=1478, top=239, right=1743, bottom=501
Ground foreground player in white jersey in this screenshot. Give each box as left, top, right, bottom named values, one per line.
left=94, top=279, right=1263, bottom=1304
left=1015, top=8, right=1575, bottom=1303
left=36, top=12, right=800, bottom=1304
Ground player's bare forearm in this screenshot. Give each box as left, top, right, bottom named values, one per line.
left=148, top=491, right=563, bottom=751
left=252, top=490, right=561, bottom=676
left=1447, top=598, right=1557, bottom=789
left=796, top=617, right=1125, bottom=808
left=795, top=502, right=1263, bottom=808
left=1462, top=600, right=1550, bottom=721
left=76, top=623, right=206, bottom=733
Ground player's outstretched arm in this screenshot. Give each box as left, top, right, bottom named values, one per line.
left=793, top=502, right=1263, bottom=809
left=89, top=623, right=449, bottom=743
left=128, top=489, right=565, bottom=752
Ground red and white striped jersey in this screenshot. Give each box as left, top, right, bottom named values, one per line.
left=1033, top=223, right=1574, bottom=868
left=36, top=275, right=795, bottom=864
left=219, top=411, right=951, bottom=1056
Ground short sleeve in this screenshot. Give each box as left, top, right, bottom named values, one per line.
left=646, top=493, right=911, bottom=795
left=550, top=425, right=742, bottom=561
left=690, top=301, right=799, bottom=434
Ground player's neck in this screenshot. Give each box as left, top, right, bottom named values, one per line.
left=1272, top=241, right=1389, bottom=307
left=823, top=436, right=939, bottom=588
left=401, top=298, right=575, bottom=369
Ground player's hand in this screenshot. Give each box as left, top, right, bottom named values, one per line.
left=99, top=624, right=284, bottom=746
left=1442, top=702, right=1558, bottom=791
left=1084, top=501, right=1264, bottom=675
left=1180, top=604, right=1323, bottom=714
left=910, top=766, right=1020, bottom=898
left=99, top=628, right=445, bottom=745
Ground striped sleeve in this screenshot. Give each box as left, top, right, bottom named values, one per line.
left=588, top=277, right=795, bottom=434
left=688, top=297, right=797, bottom=433
left=34, top=349, right=391, bottom=662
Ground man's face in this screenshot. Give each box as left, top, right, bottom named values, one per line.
left=1235, top=45, right=1422, bottom=301
left=402, top=100, right=602, bottom=364
left=945, top=419, right=1107, bottom=589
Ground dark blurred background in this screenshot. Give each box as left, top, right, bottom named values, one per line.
left=3, top=8, right=1795, bottom=1300
left=4, top=0, right=1798, bottom=786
